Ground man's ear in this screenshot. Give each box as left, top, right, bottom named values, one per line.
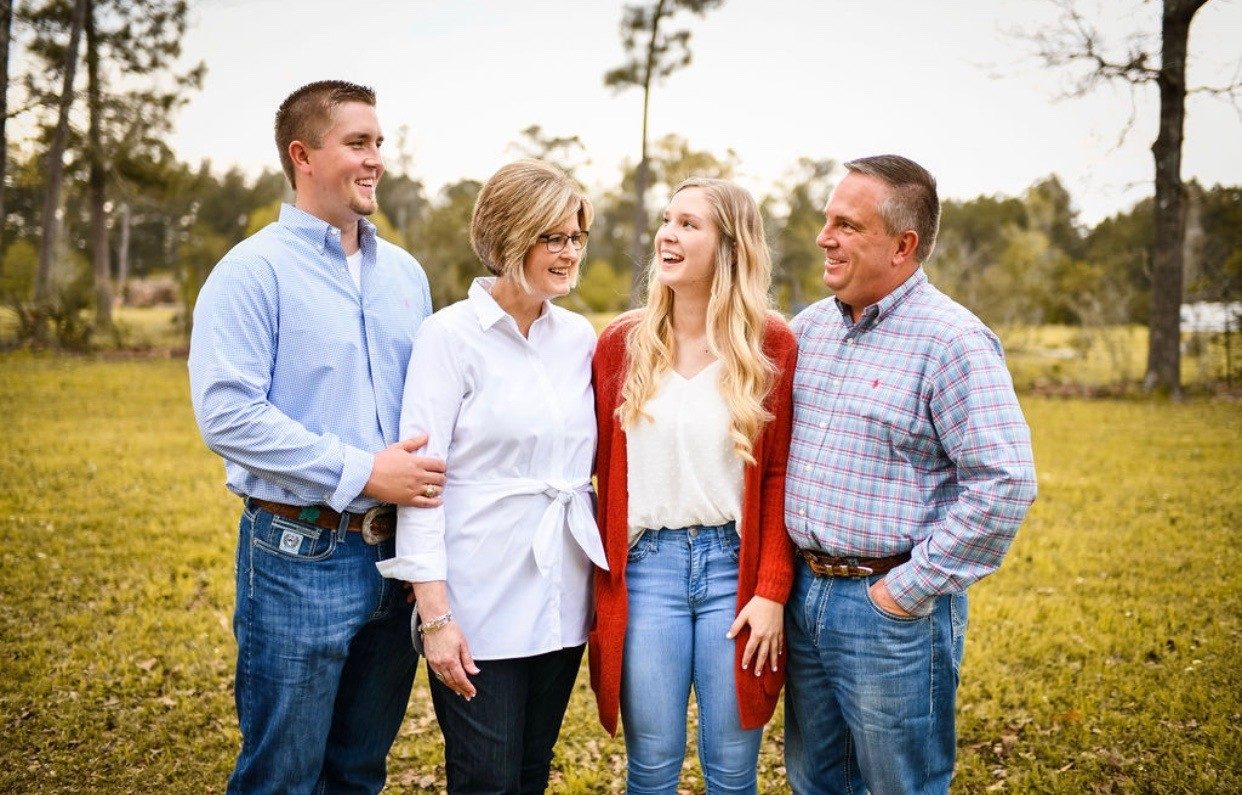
left=892, top=230, right=919, bottom=267
left=289, top=140, right=312, bottom=176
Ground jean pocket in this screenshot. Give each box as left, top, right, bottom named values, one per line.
left=626, top=532, right=657, bottom=565
left=723, top=524, right=741, bottom=564
left=253, top=512, right=338, bottom=562
left=863, top=579, right=926, bottom=623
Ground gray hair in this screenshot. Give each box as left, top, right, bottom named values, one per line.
left=844, top=155, right=940, bottom=263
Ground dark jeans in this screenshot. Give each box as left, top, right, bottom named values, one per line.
left=228, top=502, right=418, bottom=795
left=429, top=644, right=584, bottom=795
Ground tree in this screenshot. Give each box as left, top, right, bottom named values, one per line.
left=506, top=124, right=589, bottom=178
left=410, top=179, right=482, bottom=311
left=24, top=0, right=203, bottom=331
left=604, top=0, right=724, bottom=307
left=32, top=0, right=86, bottom=312
left=767, top=157, right=835, bottom=313
left=0, top=0, right=13, bottom=259
left=85, top=0, right=202, bottom=328
left=1028, top=0, right=1241, bottom=395
left=377, top=124, right=427, bottom=249
left=585, top=134, right=735, bottom=309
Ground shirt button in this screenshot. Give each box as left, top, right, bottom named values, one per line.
left=798, top=510, right=806, bottom=517
left=803, top=464, right=811, bottom=472
left=818, top=422, right=827, bottom=429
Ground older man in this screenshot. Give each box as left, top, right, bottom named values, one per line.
left=783, top=154, right=1037, bottom=794
left=189, top=80, right=444, bottom=794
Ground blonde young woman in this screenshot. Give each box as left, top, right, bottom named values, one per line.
left=589, top=178, right=797, bottom=794
left=378, top=159, right=607, bottom=794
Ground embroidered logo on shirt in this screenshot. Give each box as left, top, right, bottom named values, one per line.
left=280, top=531, right=303, bottom=554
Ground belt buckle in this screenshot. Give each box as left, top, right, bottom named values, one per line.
left=835, top=556, right=874, bottom=578
left=833, top=562, right=874, bottom=578
left=360, top=505, right=395, bottom=545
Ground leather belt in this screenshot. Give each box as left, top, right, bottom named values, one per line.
left=798, top=549, right=911, bottom=578
left=249, top=498, right=396, bottom=544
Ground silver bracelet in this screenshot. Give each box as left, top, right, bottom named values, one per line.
left=418, top=610, right=453, bottom=635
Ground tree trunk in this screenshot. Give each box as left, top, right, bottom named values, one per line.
left=0, top=0, right=12, bottom=264
left=1143, top=0, right=1207, bottom=396
left=116, top=201, right=131, bottom=302
left=34, top=0, right=89, bottom=306
left=629, top=157, right=649, bottom=307
left=629, top=0, right=666, bottom=309
left=85, top=0, right=112, bottom=329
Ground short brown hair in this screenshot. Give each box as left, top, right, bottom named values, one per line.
left=844, top=155, right=940, bottom=262
left=275, top=80, right=376, bottom=189
left=470, top=159, right=594, bottom=292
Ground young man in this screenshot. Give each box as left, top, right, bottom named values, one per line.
left=189, top=80, right=444, bottom=794
left=783, top=155, right=1038, bottom=794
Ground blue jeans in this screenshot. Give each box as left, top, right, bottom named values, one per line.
left=783, top=560, right=967, bottom=795
left=227, top=501, right=418, bottom=795
left=429, top=645, right=584, bottom=794
left=621, top=523, right=763, bottom=795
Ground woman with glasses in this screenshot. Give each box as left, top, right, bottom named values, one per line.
left=378, top=159, right=606, bottom=794
left=589, top=178, right=796, bottom=794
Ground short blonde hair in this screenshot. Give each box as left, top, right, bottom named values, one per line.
left=470, top=159, right=594, bottom=292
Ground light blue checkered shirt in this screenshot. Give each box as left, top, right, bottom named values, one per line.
left=189, top=204, right=432, bottom=513
left=785, top=269, right=1037, bottom=615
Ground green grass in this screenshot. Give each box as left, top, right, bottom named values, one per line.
left=4, top=308, right=1239, bottom=394
left=1, top=352, right=1239, bottom=793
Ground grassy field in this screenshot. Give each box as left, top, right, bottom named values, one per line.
left=0, top=351, right=1239, bottom=793
left=3, top=305, right=1239, bottom=393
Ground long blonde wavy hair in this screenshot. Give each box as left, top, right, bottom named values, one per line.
left=618, top=178, right=776, bottom=465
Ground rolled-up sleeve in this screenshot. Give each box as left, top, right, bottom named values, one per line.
left=376, top=317, right=462, bottom=583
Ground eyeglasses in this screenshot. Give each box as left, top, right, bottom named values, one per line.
left=538, top=232, right=590, bottom=254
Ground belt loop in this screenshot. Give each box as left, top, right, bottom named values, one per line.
left=336, top=509, right=350, bottom=542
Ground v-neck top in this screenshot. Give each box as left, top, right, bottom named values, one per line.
left=625, top=359, right=744, bottom=544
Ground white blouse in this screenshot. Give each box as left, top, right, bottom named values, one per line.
left=625, top=361, right=744, bottom=545
left=377, top=278, right=607, bottom=660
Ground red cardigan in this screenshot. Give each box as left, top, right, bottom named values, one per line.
left=588, top=311, right=798, bottom=735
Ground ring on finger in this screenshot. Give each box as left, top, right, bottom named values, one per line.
left=422, top=485, right=439, bottom=498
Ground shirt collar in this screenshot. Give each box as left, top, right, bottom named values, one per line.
left=833, top=267, right=928, bottom=329
left=469, top=277, right=557, bottom=333
left=468, top=278, right=507, bottom=329
left=278, top=203, right=377, bottom=253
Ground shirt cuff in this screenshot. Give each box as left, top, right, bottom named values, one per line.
left=328, top=446, right=375, bottom=512
left=375, top=552, right=447, bottom=583
left=882, top=564, right=937, bottom=617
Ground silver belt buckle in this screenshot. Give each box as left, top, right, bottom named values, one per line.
left=360, top=505, right=395, bottom=545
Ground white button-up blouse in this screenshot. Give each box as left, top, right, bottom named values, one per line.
left=377, top=278, right=607, bottom=660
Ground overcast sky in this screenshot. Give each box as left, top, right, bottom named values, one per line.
left=166, top=0, right=1242, bottom=224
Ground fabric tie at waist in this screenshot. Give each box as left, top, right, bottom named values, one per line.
left=454, top=476, right=609, bottom=575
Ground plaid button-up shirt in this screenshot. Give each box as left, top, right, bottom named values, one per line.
left=785, top=269, right=1037, bottom=615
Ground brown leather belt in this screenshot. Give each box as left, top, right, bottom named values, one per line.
left=799, top=549, right=911, bottom=578
left=250, top=498, right=396, bottom=544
